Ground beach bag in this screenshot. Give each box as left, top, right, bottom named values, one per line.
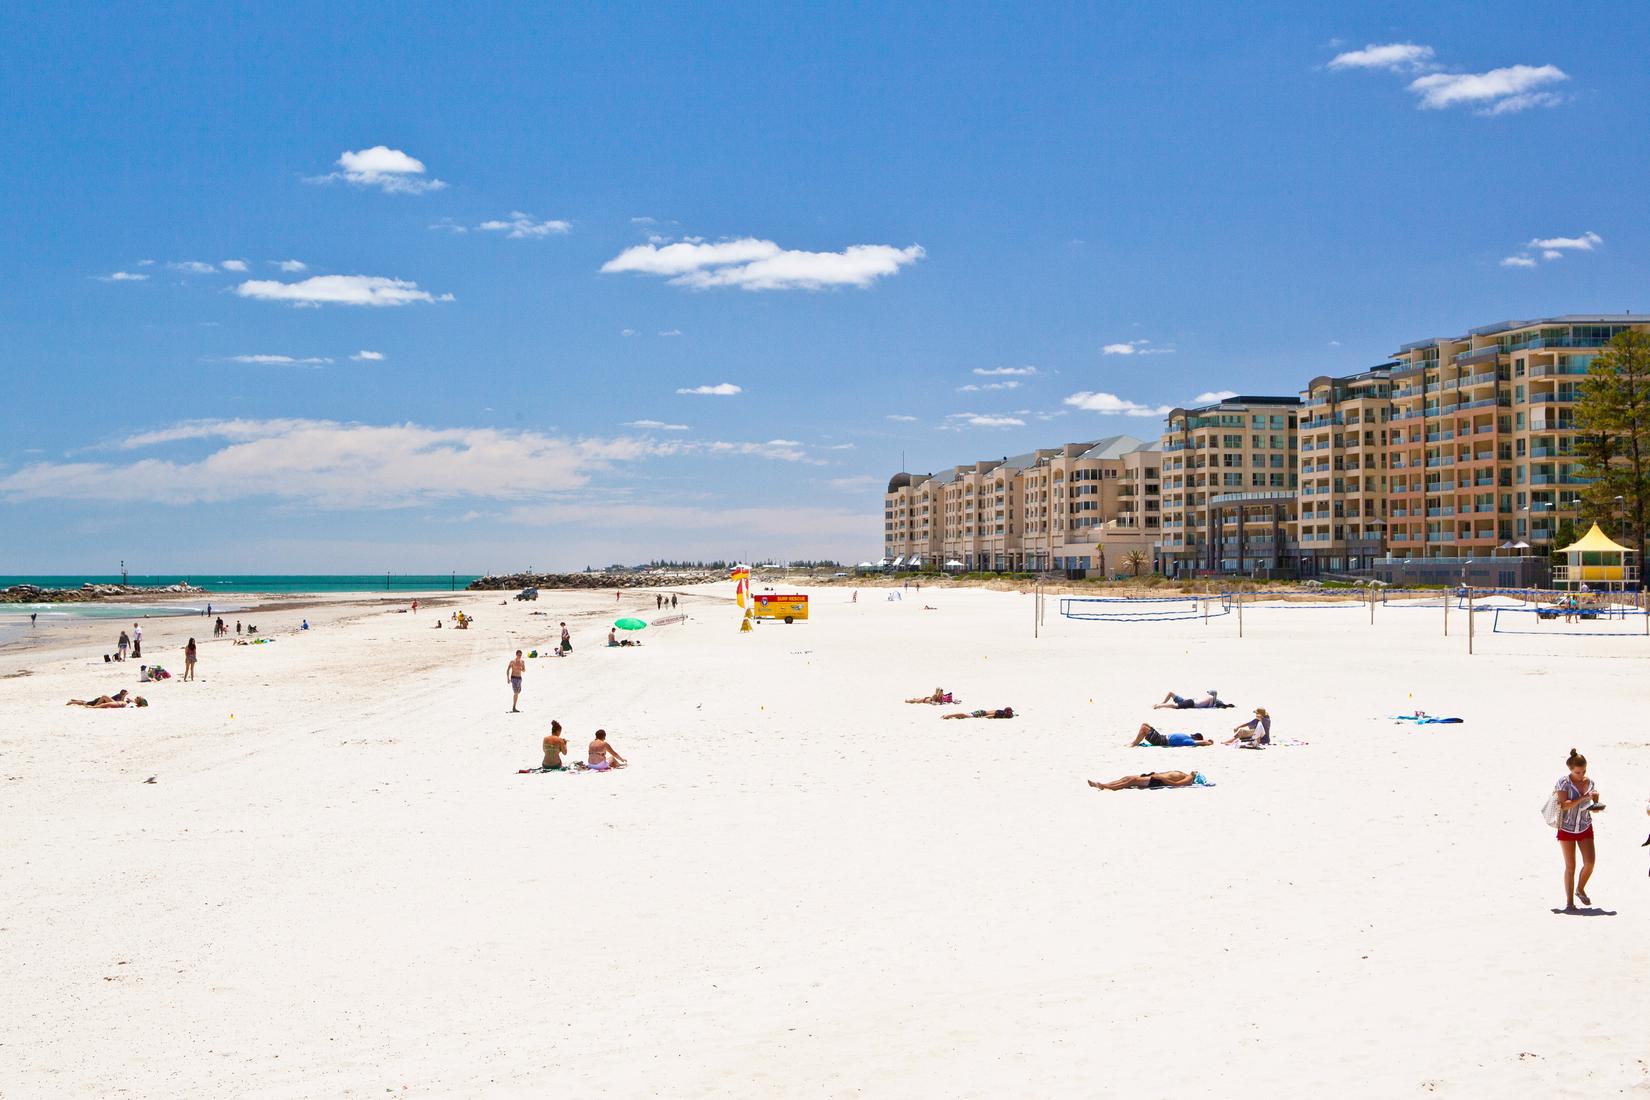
left=1541, top=792, right=1562, bottom=829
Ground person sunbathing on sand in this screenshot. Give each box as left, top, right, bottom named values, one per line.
left=1224, top=708, right=1272, bottom=746
left=585, top=730, right=627, bottom=771
left=1154, top=689, right=1231, bottom=710
left=542, top=720, right=569, bottom=770
left=905, top=687, right=952, bottom=704
left=1088, top=770, right=1204, bottom=790
left=67, top=692, right=147, bottom=708
left=942, top=707, right=1014, bottom=719
left=1130, top=723, right=1211, bottom=747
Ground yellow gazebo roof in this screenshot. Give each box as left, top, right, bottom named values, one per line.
left=1558, top=523, right=1635, bottom=556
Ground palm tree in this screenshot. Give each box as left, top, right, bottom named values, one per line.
left=1123, top=549, right=1149, bottom=577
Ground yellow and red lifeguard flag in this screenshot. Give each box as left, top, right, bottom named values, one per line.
left=732, top=565, right=750, bottom=608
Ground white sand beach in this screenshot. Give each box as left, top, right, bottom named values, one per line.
left=3, top=584, right=1647, bottom=1097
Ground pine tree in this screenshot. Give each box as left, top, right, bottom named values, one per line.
left=1574, top=329, right=1650, bottom=563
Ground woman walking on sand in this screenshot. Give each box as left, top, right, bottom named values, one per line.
left=1553, top=747, right=1604, bottom=910
left=183, top=638, right=197, bottom=681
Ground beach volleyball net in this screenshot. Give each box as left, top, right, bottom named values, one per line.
left=1490, top=604, right=1649, bottom=636
left=1058, top=596, right=1229, bottom=622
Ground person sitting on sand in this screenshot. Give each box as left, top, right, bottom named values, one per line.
left=1129, top=723, right=1211, bottom=747
left=608, top=628, right=619, bottom=647
left=1088, top=769, right=1206, bottom=791
left=542, top=720, right=570, bottom=771
left=905, top=687, right=953, bottom=704
left=585, top=730, right=626, bottom=771
left=1224, top=707, right=1272, bottom=746
left=942, top=707, right=1014, bottom=719
left=1154, top=689, right=1231, bottom=710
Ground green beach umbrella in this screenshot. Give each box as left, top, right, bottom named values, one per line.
left=614, top=617, right=647, bottom=631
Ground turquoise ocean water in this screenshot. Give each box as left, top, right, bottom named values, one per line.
left=0, top=576, right=479, bottom=645
left=0, top=574, right=480, bottom=594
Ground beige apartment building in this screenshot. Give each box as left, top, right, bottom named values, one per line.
left=882, top=435, right=1161, bottom=574
left=1296, top=364, right=1393, bottom=573
left=1158, top=396, right=1301, bottom=577
left=1385, top=315, right=1644, bottom=559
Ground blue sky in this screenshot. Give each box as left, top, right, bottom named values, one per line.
left=3, top=2, right=1646, bottom=571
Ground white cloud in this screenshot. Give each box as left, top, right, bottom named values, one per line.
left=821, top=443, right=856, bottom=450
left=1327, top=42, right=1435, bottom=72
left=351, top=350, right=385, bottom=362
left=1500, top=255, right=1538, bottom=268
left=220, top=259, right=249, bottom=272
left=1327, top=340, right=1342, bottom=347
left=1407, top=64, right=1568, bottom=114
left=428, top=218, right=468, bottom=234
left=310, top=146, right=446, bottom=194
left=224, top=354, right=332, bottom=366
left=886, top=415, right=918, bottom=422
left=766, top=438, right=802, bottom=447
left=957, top=381, right=1021, bottom=392
left=620, top=328, right=639, bottom=337
left=2, top=419, right=653, bottom=507
left=96, top=271, right=149, bottom=282
left=233, top=274, right=453, bottom=308
left=1101, top=339, right=1173, bottom=356
left=657, top=329, right=683, bottom=337
left=1062, top=391, right=1172, bottom=418
left=1191, top=390, right=1239, bottom=404
left=477, top=211, right=571, bottom=239
left=973, top=366, right=1038, bottom=376
left=169, top=261, right=217, bottom=274
left=1530, top=231, right=1602, bottom=252
left=602, top=236, right=924, bottom=291
left=1542, top=250, right=1564, bottom=261
left=274, top=259, right=307, bottom=272
left=945, top=413, right=1026, bottom=429
left=676, top=383, right=742, bottom=396
left=825, top=475, right=881, bottom=492
left=624, top=420, right=690, bottom=431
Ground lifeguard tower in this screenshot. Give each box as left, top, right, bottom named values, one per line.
left=1553, top=524, right=1639, bottom=593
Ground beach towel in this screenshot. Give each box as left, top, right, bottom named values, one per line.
left=1391, top=715, right=1463, bottom=724
left=517, top=766, right=572, bottom=774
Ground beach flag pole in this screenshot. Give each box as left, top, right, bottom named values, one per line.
left=1237, top=590, right=1243, bottom=639
left=1443, top=586, right=1449, bottom=637
left=1033, top=580, right=1039, bottom=639
left=1467, top=586, right=1475, bottom=655
left=1369, top=584, right=1376, bottom=626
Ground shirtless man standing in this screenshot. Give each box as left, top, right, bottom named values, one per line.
left=542, top=719, right=569, bottom=770
left=586, top=730, right=626, bottom=771
left=506, top=650, right=526, bottom=713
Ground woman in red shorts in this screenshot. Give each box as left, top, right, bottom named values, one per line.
left=1554, top=747, right=1603, bottom=910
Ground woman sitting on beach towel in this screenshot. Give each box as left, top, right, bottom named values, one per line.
left=1088, top=770, right=1211, bottom=791
left=1223, top=708, right=1271, bottom=746
left=905, top=688, right=953, bottom=704
left=942, top=707, right=1013, bottom=719
left=584, top=730, right=627, bottom=771
left=1130, top=723, right=1211, bottom=747
left=1154, top=689, right=1231, bottom=710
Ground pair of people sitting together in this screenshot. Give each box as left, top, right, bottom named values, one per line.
left=66, top=690, right=148, bottom=708
left=540, top=720, right=628, bottom=772
left=1130, top=708, right=1271, bottom=748
left=606, top=629, right=641, bottom=647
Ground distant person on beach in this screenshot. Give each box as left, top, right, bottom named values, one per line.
left=1554, top=747, right=1603, bottom=910
left=671, top=594, right=678, bottom=609
left=30, top=612, right=37, bottom=627
left=616, top=590, right=621, bottom=603
left=608, top=627, right=619, bottom=647
left=560, top=622, right=572, bottom=653
left=205, top=603, right=212, bottom=618
left=1224, top=708, right=1271, bottom=746
left=117, top=630, right=130, bottom=661
left=507, top=650, right=526, bottom=713
left=236, top=620, right=241, bottom=635
left=905, top=688, right=952, bottom=704
left=131, top=624, right=142, bottom=658
left=656, top=594, right=662, bottom=610
left=1088, top=770, right=1205, bottom=791
left=1154, top=689, right=1229, bottom=710
left=586, top=730, right=626, bottom=771
left=542, top=720, right=569, bottom=770
left=1130, top=723, right=1212, bottom=747
left=183, top=638, right=197, bottom=681
left=942, top=707, right=1014, bottom=720
left=411, top=600, right=418, bottom=614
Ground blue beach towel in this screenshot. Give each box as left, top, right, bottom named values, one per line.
left=1391, top=715, right=1463, bottom=725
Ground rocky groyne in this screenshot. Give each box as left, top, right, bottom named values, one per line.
left=467, top=571, right=725, bottom=592
left=0, top=582, right=207, bottom=604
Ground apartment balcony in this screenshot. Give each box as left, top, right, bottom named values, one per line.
left=1473, top=424, right=1497, bottom=434
left=1530, top=474, right=1556, bottom=485
left=1302, top=415, right=1343, bottom=429
left=1529, top=392, right=1581, bottom=404
left=1529, top=420, right=1574, bottom=433
left=1529, top=363, right=1591, bottom=378
left=1508, top=335, right=1612, bottom=351
left=1425, top=430, right=1455, bottom=442
left=1453, top=346, right=1502, bottom=366
left=1426, top=507, right=1457, bottom=517
left=1424, top=456, right=1456, bottom=468
left=1528, top=446, right=1572, bottom=458
left=1559, top=475, right=1596, bottom=485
